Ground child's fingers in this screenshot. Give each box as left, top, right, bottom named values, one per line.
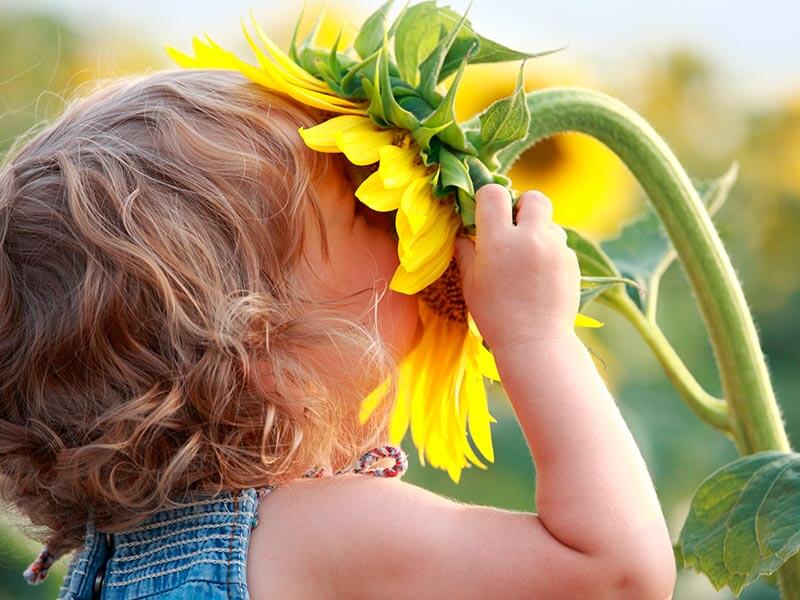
left=515, top=190, right=553, bottom=229
left=454, top=233, right=475, bottom=282
left=474, top=184, right=513, bottom=248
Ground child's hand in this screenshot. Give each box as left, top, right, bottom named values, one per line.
left=454, top=184, right=580, bottom=352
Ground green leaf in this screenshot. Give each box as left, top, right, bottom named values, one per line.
left=580, top=283, right=614, bottom=310
left=476, top=63, right=530, bottom=165
left=579, top=276, right=643, bottom=310
left=354, top=0, right=394, bottom=59
left=601, top=163, right=738, bottom=310
left=678, top=451, right=800, bottom=595
left=565, top=228, right=620, bottom=279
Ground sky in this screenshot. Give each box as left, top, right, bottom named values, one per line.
left=7, top=0, right=800, bottom=108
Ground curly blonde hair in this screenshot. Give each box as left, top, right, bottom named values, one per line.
left=0, top=68, right=398, bottom=559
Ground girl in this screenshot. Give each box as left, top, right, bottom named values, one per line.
left=0, top=68, right=675, bottom=598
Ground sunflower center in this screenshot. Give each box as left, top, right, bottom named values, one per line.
left=419, top=257, right=467, bottom=325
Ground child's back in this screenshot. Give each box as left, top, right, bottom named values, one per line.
left=1, top=69, right=675, bottom=599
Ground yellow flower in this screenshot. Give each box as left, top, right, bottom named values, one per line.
left=168, top=11, right=604, bottom=483
left=163, top=7, right=366, bottom=116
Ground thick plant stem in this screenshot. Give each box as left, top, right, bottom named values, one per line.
left=489, top=87, right=798, bottom=597
left=605, top=292, right=729, bottom=433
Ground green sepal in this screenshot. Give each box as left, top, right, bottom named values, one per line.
left=392, top=85, right=419, bottom=98
left=288, top=3, right=307, bottom=63
left=354, top=0, right=394, bottom=59
left=378, top=32, right=420, bottom=131
left=435, top=6, right=562, bottom=83
left=411, top=121, right=452, bottom=153
left=314, top=59, right=341, bottom=93
left=294, top=7, right=328, bottom=75
left=476, top=61, right=531, bottom=165
left=417, top=4, right=472, bottom=105
left=340, top=49, right=380, bottom=99
left=438, top=146, right=474, bottom=196
left=465, top=155, right=495, bottom=190
left=420, top=44, right=476, bottom=153
left=297, top=48, right=331, bottom=79
left=456, top=188, right=476, bottom=227
left=327, top=25, right=346, bottom=79
left=363, top=67, right=388, bottom=126
left=459, top=39, right=565, bottom=81
left=492, top=172, right=512, bottom=187
left=393, top=1, right=441, bottom=87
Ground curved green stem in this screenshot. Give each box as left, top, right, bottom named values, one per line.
left=486, top=87, right=798, bottom=597
left=492, top=87, right=788, bottom=452
left=603, top=291, right=729, bottom=433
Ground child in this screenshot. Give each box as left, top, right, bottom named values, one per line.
left=0, top=68, right=675, bottom=598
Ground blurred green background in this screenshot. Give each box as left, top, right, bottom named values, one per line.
left=1, top=2, right=798, bottom=598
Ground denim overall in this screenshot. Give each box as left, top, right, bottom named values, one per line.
left=57, top=487, right=263, bottom=600
left=24, top=445, right=408, bottom=599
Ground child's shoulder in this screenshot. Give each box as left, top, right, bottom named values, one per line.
left=247, top=473, right=413, bottom=599
left=246, top=473, right=610, bottom=600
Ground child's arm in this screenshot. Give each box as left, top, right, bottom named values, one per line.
left=453, top=184, right=674, bottom=567
left=248, top=185, right=675, bottom=599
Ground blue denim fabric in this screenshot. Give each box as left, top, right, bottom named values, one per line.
left=56, top=487, right=264, bottom=600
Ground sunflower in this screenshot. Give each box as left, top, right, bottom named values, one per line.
left=165, top=5, right=603, bottom=482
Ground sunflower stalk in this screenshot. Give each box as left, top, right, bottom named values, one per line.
left=489, top=87, right=799, bottom=598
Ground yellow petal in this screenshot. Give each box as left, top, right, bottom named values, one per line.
left=164, top=44, right=197, bottom=68
left=397, top=205, right=458, bottom=272
left=378, top=145, right=424, bottom=189
left=335, top=121, right=395, bottom=165
left=575, top=312, right=604, bottom=328
left=400, top=176, right=439, bottom=234
left=247, top=7, right=331, bottom=92
left=240, top=19, right=358, bottom=109
left=474, top=341, right=501, bottom=382
left=390, top=236, right=455, bottom=294
left=464, top=366, right=495, bottom=463
left=355, top=171, right=404, bottom=211
left=298, top=115, right=370, bottom=153
left=181, top=30, right=367, bottom=115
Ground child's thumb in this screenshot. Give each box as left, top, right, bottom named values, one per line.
left=453, top=233, right=475, bottom=275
